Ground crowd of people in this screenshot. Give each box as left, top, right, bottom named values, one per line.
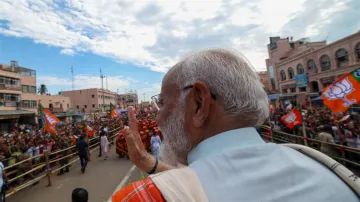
left=270, top=105, right=360, bottom=163
left=0, top=116, right=121, bottom=197
left=116, top=112, right=163, bottom=160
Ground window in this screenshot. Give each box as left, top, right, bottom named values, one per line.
left=29, top=86, right=36, bottom=93
left=76, top=105, right=79, bottom=109
left=320, top=55, right=331, bottom=71
left=22, top=85, right=29, bottom=92
left=355, top=42, right=360, bottom=60
left=22, top=100, right=30, bottom=108
left=3, top=93, right=20, bottom=101
left=280, top=70, right=286, bottom=81
left=290, top=88, right=296, bottom=93
left=307, top=59, right=317, bottom=73
left=60, top=104, right=63, bottom=108
left=21, top=100, right=37, bottom=108
left=80, top=90, right=82, bottom=94
left=31, top=100, right=37, bottom=108
left=67, top=104, right=69, bottom=108
left=99, top=104, right=101, bottom=107
left=282, top=88, right=287, bottom=94
left=92, top=104, right=95, bottom=108
left=296, top=64, right=304, bottom=74
left=335, top=48, right=349, bottom=65
left=92, top=94, right=95, bottom=98
left=288, top=67, right=295, bottom=79
left=84, top=105, right=87, bottom=108
left=299, top=87, right=306, bottom=92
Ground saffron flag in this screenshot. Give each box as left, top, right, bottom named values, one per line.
left=110, top=103, right=117, bottom=118
left=85, top=124, right=95, bottom=137
left=39, top=104, right=59, bottom=134
left=281, top=108, right=302, bottom=129
left=321, top=67, right=360, bottom=113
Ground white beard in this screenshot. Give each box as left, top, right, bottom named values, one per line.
left=159, top=98, right=190, bottom=166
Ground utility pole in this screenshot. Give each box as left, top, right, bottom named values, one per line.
left=106, top=75, right=108, bottom=90
left=100, top=68, right=105, bottom=112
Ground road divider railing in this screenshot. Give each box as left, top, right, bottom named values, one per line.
left=260, top=125, right=360, bottom=169
left=4, top=127, right=122, bottom=198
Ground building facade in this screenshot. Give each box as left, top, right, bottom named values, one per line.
left=265, top=31, right=360, bottom=103
left=0, top=61, right=70, bottom=131
left=257, top=71, right=271, bottom=90
left=117, top=90, right=139, bottom=109
left=63, top=88, right=117, bottom=113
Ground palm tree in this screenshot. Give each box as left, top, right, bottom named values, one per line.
left=38, top=84, right=48, bottom=95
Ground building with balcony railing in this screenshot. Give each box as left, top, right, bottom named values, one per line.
left=0, top=61, right=70, bottom=131
left=117, top=90, right=139, bottom=109
left=265, top=31, right=360, bottom=104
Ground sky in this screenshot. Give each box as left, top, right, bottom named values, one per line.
left=0, top=0, right=359, bottom=101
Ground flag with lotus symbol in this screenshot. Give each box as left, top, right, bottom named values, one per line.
left=39, top=104, right=59, bottom=134
left=281, top=108, right=302, bottom=129
left=321, top=67, right=360, bottom=113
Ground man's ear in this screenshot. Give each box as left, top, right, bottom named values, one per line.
left=188, top=82, right=212, bottom=127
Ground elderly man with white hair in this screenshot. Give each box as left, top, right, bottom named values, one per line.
left=111, top=48, right=358, bottom=202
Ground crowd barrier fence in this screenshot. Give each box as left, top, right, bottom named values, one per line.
left=260, top=125, right=360, bottom=170
left=3, top=127, right=122, bottom=198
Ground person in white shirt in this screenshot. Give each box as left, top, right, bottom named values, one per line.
left=113, top=48, right=358, bottom=202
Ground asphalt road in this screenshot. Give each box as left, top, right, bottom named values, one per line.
left=7, top=148, right=142, bottom=202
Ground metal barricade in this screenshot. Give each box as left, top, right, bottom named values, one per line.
left=259, top=125, right=360, bottom=170
left=3, top=127, right=122, bottom=198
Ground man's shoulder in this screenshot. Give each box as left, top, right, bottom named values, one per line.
left=112, top=178, right=165, bottom=202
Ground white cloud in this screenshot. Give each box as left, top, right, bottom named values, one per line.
left=37, top=75, right=131, bottom=93
left=1, top=0, right=359, bottom=72
left=60, top=48, right=75, bottom=55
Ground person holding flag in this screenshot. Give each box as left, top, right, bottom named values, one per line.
left=39, top=104, right=59, bottom=135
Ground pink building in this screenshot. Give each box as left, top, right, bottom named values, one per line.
left=63, top=88, right=117, bottom=113
left=117, top=90, right=139, bottom=109
left=265, top=31, right=360, bottom=103
left=257, top=71, right=271, bottom=91
left=0, top=61, right=70, bottom=131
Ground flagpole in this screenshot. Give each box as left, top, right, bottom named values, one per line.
left=302, top=117, right=308, bottom=146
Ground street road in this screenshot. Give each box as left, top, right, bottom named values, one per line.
left=7, top=148, right=143, bottom=202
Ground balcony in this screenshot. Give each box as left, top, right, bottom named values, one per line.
left=0, top=84, right=22, bottom=91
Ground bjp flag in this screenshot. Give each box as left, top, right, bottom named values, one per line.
left=39, top=104, right=59, bottom=134
left=281, top=108, right=302, bottom=129
left=85, top=124, right=95, bottom=137
left=321, top=67, right=360, bottom=113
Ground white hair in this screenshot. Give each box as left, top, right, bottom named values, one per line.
left=159, top=92, right=190, bottom=165
left=170, top=48, right=269, bottom=125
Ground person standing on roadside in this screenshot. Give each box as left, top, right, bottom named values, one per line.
left=100, top=132, right=110, bottom=160
left=76, top=135, right=88, bottom=173
left=150, top=132, right=161, bottom=160
left=98, top=127, right=105, bottom=157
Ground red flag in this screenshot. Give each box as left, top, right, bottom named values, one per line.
left=281, top=108, right=302, bottom=129
left=321, top=67, right=360, bottom=113
left=85, top=124, right=95, bottom=137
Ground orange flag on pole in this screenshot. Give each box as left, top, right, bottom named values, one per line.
left=321, top=67, right=360, bottom=113
left=281, top=108, right=302, bottom=129
left=85, top=124, right=95, bottom=137
left=39, top=105, right=59, bottom=134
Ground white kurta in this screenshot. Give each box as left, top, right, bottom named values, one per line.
left=100, top=136, right=109, bottom=153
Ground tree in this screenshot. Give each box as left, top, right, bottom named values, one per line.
left=38, top=84, right=48, bottom=95
left=58, top=91, right=63, bottom=95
